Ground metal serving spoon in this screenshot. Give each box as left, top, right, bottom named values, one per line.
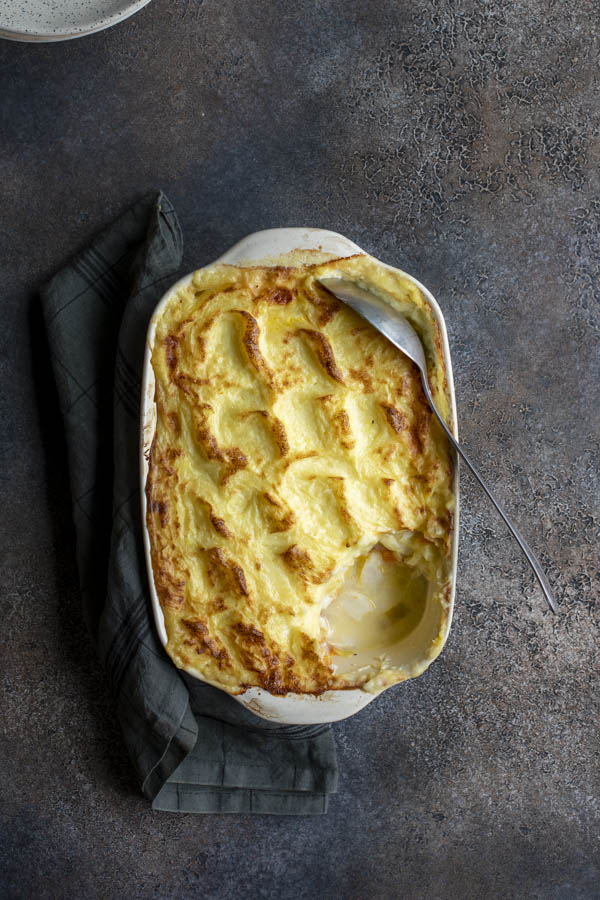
left=318, top=276, right=557, bottom=614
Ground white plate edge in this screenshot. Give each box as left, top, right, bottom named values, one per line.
left=0, top=0, right=152, bottom=42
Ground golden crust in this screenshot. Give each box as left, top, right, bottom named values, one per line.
left=146, top=254, right=455, bottom=695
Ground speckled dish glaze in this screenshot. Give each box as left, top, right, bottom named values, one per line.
left=140, top=228, right=460, bottom=725
left=0, top=0, right=152, bottom=42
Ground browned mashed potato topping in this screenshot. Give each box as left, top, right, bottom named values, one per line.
left=146, top=254, right=455, bottom=696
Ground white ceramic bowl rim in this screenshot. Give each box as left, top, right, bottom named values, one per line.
left=0, top=0, right=152, bottom=42
left=140, top=228, right=459, bottom=724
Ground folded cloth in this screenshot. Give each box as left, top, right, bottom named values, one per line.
left=40, top=192, right=338, bottom=814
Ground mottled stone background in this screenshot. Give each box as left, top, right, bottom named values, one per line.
left=1, top=1, right=598, bottom=897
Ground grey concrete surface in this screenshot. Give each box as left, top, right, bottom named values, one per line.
left=1, top=1, right=599, bottom=898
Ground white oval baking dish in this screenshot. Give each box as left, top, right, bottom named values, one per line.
left=140, top=228, right=459, bottom=724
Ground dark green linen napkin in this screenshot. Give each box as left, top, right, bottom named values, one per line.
left=40, top=192, right=338, bottom=814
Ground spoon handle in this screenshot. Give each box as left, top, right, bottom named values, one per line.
left=421, top=374, right=557, bottom=614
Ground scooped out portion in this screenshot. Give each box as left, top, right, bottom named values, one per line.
left=321, top=538, right=448, bottom=693
left=146, top=252, right=455, bottom=696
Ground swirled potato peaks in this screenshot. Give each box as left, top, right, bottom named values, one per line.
left=146, top=253, right=455, bottom=696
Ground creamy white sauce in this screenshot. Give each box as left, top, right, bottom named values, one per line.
left=321, top=545, right=429, bottom=675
